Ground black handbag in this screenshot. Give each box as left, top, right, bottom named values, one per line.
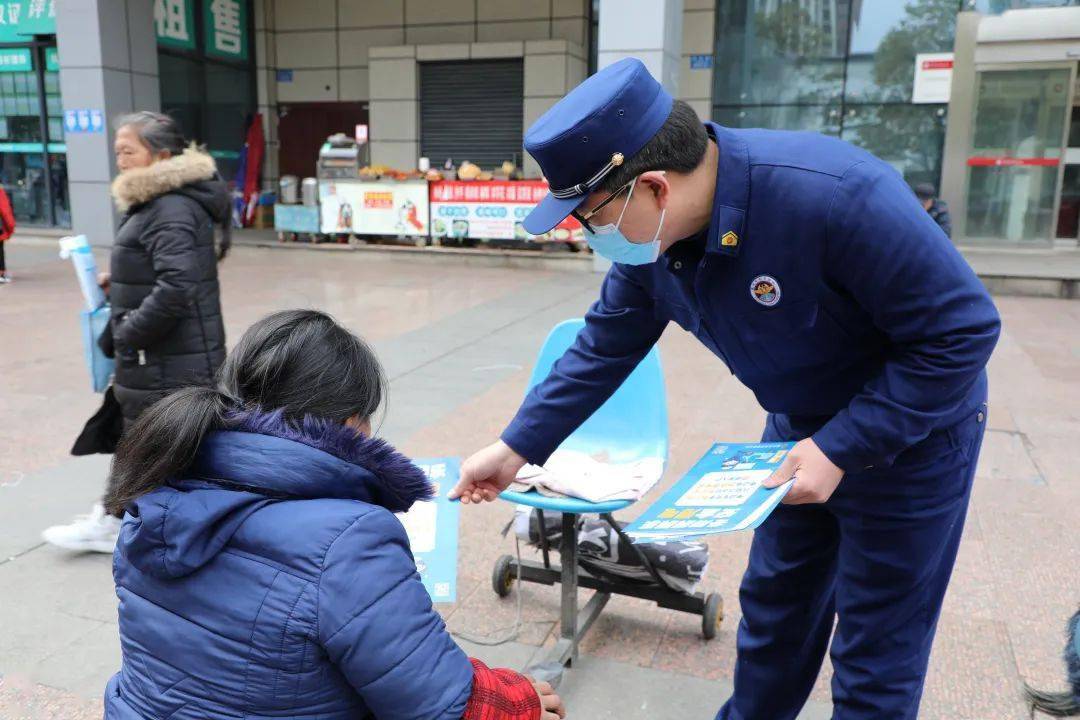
left=71, top=385, right=124, bottom=456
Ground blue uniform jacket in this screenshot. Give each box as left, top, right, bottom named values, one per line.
left=105, top=409, right=473, bottom=720
left=503, top=123, right=1001, bottom=473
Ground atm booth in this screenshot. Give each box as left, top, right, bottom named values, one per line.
left=943, top=7, right=1080, bottom=250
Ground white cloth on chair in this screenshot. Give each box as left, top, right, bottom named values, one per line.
left=509, top=449, right=664, bottom=503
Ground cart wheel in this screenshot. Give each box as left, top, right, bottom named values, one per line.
left=702, top=593, right=723, bottom=640
left=492, top=554, right=515, bottom=598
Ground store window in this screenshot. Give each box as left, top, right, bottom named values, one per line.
left=713, top=105, right=841, bottom=135
left=713, top=0, right=963, bottom=187
left=0, top=43, right=66, bottom=227
left=156, top=0, right=255, bottom=184
left=846, top=0, right=958, bottom=103
left=965, top=67, right=1070, bottom=244
left=841, top=105, right=947, bottom=187
left=714, top=0, right=849, bottom=107
left=158, top=54, right=202, bottom=149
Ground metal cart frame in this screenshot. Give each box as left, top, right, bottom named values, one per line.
left=492, top=506, right=722, bottom=669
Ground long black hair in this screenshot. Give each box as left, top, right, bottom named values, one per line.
left=104, top=310, right=387, bottom=516
left=114, top=110, right=232, bottom=261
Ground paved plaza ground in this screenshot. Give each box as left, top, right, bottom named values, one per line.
left=1, top=237, right=1078, bottom=719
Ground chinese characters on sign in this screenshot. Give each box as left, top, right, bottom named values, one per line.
left=155, top=0, right=195, bottom=51
left=205, top=0, right=247, bottom=61
left=0, top=0, right=55, bottom=41
left=0, top=2, right=23, bottom=25
left=156, top=0, right=246, bottom=59
left=0, top=48, right=31, bottom=72
left=430, top=181, right=550, bottom=204
left=429, top=181, right=583, bottom=243
left=27, top=0, right=51, bottom=19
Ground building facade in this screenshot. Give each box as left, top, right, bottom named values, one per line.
left=7, top=0, right=1080, bottom=287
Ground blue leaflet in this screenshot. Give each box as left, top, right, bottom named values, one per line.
left=399, top=458, right=461, bottom=603
left=625, top=442, right=796, bottom=543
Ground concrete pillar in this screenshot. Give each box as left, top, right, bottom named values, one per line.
left=368, top=45, right=419, bottom=170
left=56, top=0, right=160, bottom=247
left=597, top=0, right=682, bottom=93
left=679, top=0, right=715, bottom=121
left=254, top=0, right=279, bottom=192
left=592, top=0, right=683, bottom=271
left=940, top=12, right=982, bottom=243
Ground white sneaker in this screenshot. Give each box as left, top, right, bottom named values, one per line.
left=0, top=275, right=10, bottom=284
left=42, top=503, right=121, bottom=553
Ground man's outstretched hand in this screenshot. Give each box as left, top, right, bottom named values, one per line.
left=449, top=440, right=527, bottom=504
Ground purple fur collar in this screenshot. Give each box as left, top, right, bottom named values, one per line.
left=218, top=407, right=434, bottom=513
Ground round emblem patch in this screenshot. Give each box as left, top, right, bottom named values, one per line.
left=750, top=275, right=781, bottom=307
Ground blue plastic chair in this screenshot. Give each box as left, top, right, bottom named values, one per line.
left=494, top=319, right=692, bottom=670
left=500, top=318, right=669, bottom=514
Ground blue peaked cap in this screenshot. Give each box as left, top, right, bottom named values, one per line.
left=522, top=58, right=674, bottom=234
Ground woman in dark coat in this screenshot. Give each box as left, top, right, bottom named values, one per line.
left=43, top=111, right=231, bottom=553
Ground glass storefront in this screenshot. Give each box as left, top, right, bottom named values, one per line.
left=157, top=0, right=255, bottom=184
left=0, top=43, right=67, bottom=227
left=713, top=0, right=962, bottom=187
left=965, top=66, right=1070, bottom=244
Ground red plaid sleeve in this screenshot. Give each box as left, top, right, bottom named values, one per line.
left=462, top=658, right=540, bottom=720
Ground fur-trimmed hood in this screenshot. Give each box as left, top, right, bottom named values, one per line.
left=117, top=408, right=434, bottom=579
left=111, top=145, right=229, bottom=218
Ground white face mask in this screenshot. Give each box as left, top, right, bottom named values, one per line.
left=583, top=175, right=667, bottom=266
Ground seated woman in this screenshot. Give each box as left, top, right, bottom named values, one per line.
left=103, top=309, right=565, bottom=720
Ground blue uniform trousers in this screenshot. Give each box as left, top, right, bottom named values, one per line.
left=717, top=401, right=987, bottom=720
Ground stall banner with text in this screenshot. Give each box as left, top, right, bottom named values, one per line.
left=319, top=180, right=429, bottom=237
left=625, top=442, right=796, bottom=542
left=429, top=181, right=583, bottom=242
left=397, top=458, right=461, bottom=603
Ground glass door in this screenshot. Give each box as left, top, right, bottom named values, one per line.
left=965, top=64, right=1072, bottom=245
left=0, top=45, right=48, bottom=225
left=0, top=42, right=65, bottom=227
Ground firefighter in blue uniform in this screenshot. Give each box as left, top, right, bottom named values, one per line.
left=450, top=58, right=1000, bottom=719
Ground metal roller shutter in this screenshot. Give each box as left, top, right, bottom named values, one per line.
left=419, top=59, right=524, bottom=170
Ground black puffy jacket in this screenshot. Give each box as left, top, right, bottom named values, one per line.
left=107, top=147, right=229, bottom=424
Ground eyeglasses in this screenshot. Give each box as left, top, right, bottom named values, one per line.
left=571, top=180, right=634, bottom=233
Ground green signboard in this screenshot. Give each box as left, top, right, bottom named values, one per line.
left=204, top=0, right=248, bottom=62
left=0, top=48, right=32, bottom=73
left=155, top=0, right=196, bottom=52
left=45, top=46, right=57, bottom=71
left=0, top=0, right=57, bottom=43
